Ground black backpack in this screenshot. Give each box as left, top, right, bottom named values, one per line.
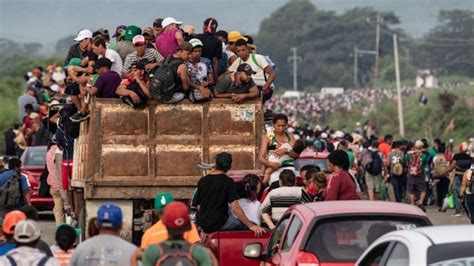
left=0, top=174, right=22, bottom=210
left=150, top=56, right=182, bottom=103
left=366, top=151, right=383, bottom=175
left=156, top=241, right=197, bottom=266
left=58, top=104, right=80, bottom=139
left=121, top=80, right=149, bottom=109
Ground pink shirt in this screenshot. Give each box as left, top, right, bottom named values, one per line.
left=46, top=145, right=59, bottom=190
left=155, top=28, right=180, bottom=58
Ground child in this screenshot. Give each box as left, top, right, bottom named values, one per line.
left=50, top=224, right=77, bottom=266
left=235, top=174, right=262, bottom=226
left=264, top=139, right=305, bottom=185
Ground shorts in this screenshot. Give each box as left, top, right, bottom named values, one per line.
left=65, top=83, right=80, bottom=96
left=406, top=175, right=426, bottom=194
left=61, top=160, right=73, bottom=190
left=365, top=173, right=382, bottom=192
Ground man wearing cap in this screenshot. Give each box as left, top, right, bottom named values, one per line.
left=0, top=211, right=26, bottom=255
left=214, top=63, right=259, bottom=103
left=0, top=219, right=57, bottom=265
left=117, top=25, right=142, bottom=61
left=141, top=202, right=217, bottom=266
left=70, top=203, right=137, bottom=265
left=122, top=35, right=164, bottom=77
left=186, top=38, right=214, bottom=102
left=65, top=29, right=97, bottom=75
left=197, top=18, right=223, bottom=82
left=156, top=17, right=185, bottom=58
left=112, top=25, right=127, bottom=45
left=0, top=159, right=31, bottom=215
left=194, top=152, right=266, bottom=236
left=18, top=90, right=39, bottom=122
left=92, top=36, right=123, bottom=74
left=226, top=38, right=276, bottom=102
left=405, top=140, right=429, bottom=210
left=140, top=192, right=200, bottom=249
left=116, top=61, right=151, bottom=108
left=142, top=27, right=156, bottom=49
left=216, top=30, right=237, bottom=66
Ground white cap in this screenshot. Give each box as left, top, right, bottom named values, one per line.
left=189, top=38, right=203, bottom=48
left=132, top=35, right=145, bottom=45
left=162, top=17, right=182, bottom=28
left=335, top=130, right=345, bottom=138
left=74, top=29, right=93, bottom=42
left=29, top=112, right=39, bottom=119
left=51, top=72, right=66, bottom=83
left=14, top=219, right=41, bottom=243
left=321, top=133, right=328, bottom=139
left=50, top=84, right=59, bottom=92
left=287, top=127, right=295, bottom=134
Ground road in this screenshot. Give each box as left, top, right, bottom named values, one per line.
left=38, top=205, right=471, bottom=246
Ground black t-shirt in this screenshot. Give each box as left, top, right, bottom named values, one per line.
left=197, top=33, right=222, bottom=60
left=453, top=152, right=472, bottom=172
left=194, top=174, right=238, bottom=233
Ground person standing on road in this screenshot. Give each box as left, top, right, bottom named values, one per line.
left=46, top=144, right=65, bottom=224
left=324, top=150, right=359, bottom=201
left=460, top=164, right=474, bottom=224
left=431, top=143, right=450, bottom=211
left=388, top=141, right=406, bottom=202
left=194, top=152, right=266, bottom=236
left=405, top=140, right=428, bottom=211
left=0, top=159, right=31, bottom=216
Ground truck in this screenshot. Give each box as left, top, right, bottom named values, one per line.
left=71, top=98, right=264, bottom=244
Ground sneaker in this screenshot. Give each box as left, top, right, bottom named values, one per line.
left=70, top=112, right=90, bottom=123
left=417, top=203, right=426, bottom=212
left=452, top=213, right=461, bottom=217
left=161, top=92, right=185, bottom=104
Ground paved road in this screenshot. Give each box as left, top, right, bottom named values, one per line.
left=38, top=205, right=471, bottom=246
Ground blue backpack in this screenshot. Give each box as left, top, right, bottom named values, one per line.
left=366, top=151, right=383, bottom=175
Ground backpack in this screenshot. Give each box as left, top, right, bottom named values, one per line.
left=391, top=154, right=404, bottom=177
left=150, top=56, right=182, bottom=103
left=121, top=80, right=149, bottom=109
left=156, top=241, right=197, bottom=266
left=432, top=154, right=448, bottom=178
left=366, top=151, right=383, bottom=175
left=0, top=174, right=22, bottom=210
left=408, top=152, right=423, bottom=177
left=58, top=104, right=80, bottom=139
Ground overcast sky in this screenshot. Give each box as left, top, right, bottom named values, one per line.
left=1, top=0, right=473, bottom=44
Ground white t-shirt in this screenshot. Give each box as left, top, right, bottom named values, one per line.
left=269, top=143, right=293, bottom=165
left=99, top=49, right=123, bottom=74
left=236, top=198, right=261, bottom=226
left=269, top=166, right=297, bottom=186
left=228, top=53, right=269, bottom=86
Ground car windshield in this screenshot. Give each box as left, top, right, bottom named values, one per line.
left=427, top=242, right=474, bottom=265
left=305, top=216, right=428, bottom=262
left=23, top=147, right=47, bottom=167
left=295, top=158, right=328, bottom=171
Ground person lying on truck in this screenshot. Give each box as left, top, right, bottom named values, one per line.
left=194, top=152, right=266, bottom=236
left=70, top=57, right=121, bottom=122
left=213, top=63, right=260, bottom=103
left=139, top=202, right=217, bottom=266
left=261, top=170, right=302, bottom=229
left=234, top=174, right=262, bottom=226
left=141, top=192, right=200, bottom=249
left=116, top=61, right=151, bottom=108
left=186, top=38, right=213, bottom=103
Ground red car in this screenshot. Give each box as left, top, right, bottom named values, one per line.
left=244, top=201, right=432, bottom=266
left=20, top=146, right=54, bottom=210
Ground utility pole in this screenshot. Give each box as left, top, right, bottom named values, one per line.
left=354, top=45, right=358, bottom=88
left=288, top=47, right=302, bottom=91
left=374, top=13, right=381, bottom=89
left=393, top=33, right=405, bottom=137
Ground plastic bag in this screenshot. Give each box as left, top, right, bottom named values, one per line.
left=380, top=181, right=388, bottom=201
left=447, top=192, right=455, bottom=209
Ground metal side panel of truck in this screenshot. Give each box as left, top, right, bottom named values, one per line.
left=71, top=98, right=263, bottom=243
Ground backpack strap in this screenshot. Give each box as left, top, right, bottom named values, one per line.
left=6, top=255, right=17, bottom=266
left=37, top=256, right=50, bottom=266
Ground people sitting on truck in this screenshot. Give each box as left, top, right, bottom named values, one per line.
left=261, top=170, right=302, bottom=229
left=234, top=174, right=262, bottom=226
left=91, top=36, right=123, bottom=75
left=155, top=17, right=185, bottom=58
left=193, top=152, right=266, bottom=236
left=139, top=202, right=217, bottom=266
left=196, top=18, right=223, bottom=80
left=141, top=192, right=200, bottom=249
left=258, top=114, right=299, bottom=186
left=186, top=38, right=213, bottom=103
left=225, top=38, right=276, bottom=102
left=121, top=35, right=164, bottom=78
left=226, top=31, right=245, bottom=65
left=324, top=150, right=360, bottom=201
left=213, top=63, right=260, bottom=103
left=70, top=57, right=121, bottom=122
left=301, top=168, right=327, bottom=202
left=117, top=25, right=141, bottom=61
left=70, top=203, right=137, bottom=265
left=116, top=61, right=151, bottom=108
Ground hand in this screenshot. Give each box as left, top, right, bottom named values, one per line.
left=262, top=85, right=270, bottom=94
left=249, top=224, right=266, bottom=237
left=129, top=91, right=140, bottom=104
left=199, top=86, right=210, bottom=98
left=232, top=93, right=246, bottom=103
left=273, top=148, right=287, bottom=157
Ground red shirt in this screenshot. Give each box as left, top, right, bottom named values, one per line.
left=323, top=170, right=360, bottom=201
left=378, top=142, right=392, bottom=159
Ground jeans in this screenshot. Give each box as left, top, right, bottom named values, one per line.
left=454, top=175, right=463, bottom=214
left=465, top=194, right=474, bottom=224
left=220, top=210, right=246, bottom=230
left=391, top=175, right=404, bottom=202
left=436, top=177, right=450, bottom=208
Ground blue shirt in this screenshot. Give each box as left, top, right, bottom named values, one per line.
left=0, top=170, right=30, bottom=207
left=0, top=242, right=16, bottom=256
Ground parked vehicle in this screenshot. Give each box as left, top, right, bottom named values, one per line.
left=243, top=201, right=432, bottom=266
left=356, top=225, right=474, bottom=266
left=20, top=146, right=54, bottom=210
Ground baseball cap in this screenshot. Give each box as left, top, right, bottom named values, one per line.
left=237, top=63, right=256, bottom=75
left=64, top=58, right=82, bottom=69
left=177, top=42, right=193, bottom=53
left=162, top=17, right=182, bottom=28
left=153, top=18, right=164, bottom=28
left=97, top=203, right=123, bottom=228
left=74, top=29, right=93, bottom=42
left=131, top=61, right=145, bottom=70
left=189, top=38, right=203, bottom=48
left=112, top=25, right=126, bottom=37
left=335, top=130, right=345, bottom=138
left=215, top=152, right=232, bottom=170
left=203, top=18, right=218, bottom=34
left=154, top=192, right=174, bottom=213
left=162, top=202, right=191, bottom=234
left=415, top=140, right=424, bottom=149
left=94, top=57, right=112, bottom=70
left=14, top=219, right=41, bottom=243
left=94, top=28, right=109, bottom=37
left=29, top=112, right=40, bottom=119
left=3, top=211, right=27, bottom=234
left=124, top=25, right=142, bottom=41
left=142, top=27, right=155, bottom=37
left=132, top=35, right=146, bottom=45
left=228, top=31, right=248, bottom=43
left=50, top=84, right=60, bottom=92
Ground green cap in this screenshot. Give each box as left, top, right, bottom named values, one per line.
left=124, top=25, right=142, bottom=41
left=65, top=58, right=82, bottom=69
left=154, top=192, right=174, bottom=213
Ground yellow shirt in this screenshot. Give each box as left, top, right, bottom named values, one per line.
left=140, top=220, right=201, bottom=249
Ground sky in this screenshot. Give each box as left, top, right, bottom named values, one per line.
left=1, top=0, right=473, bottom=44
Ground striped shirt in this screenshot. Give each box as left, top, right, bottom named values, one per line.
left=261, top=186, right=302, bottom=222
left=122, top=48, right=164, bottom=74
